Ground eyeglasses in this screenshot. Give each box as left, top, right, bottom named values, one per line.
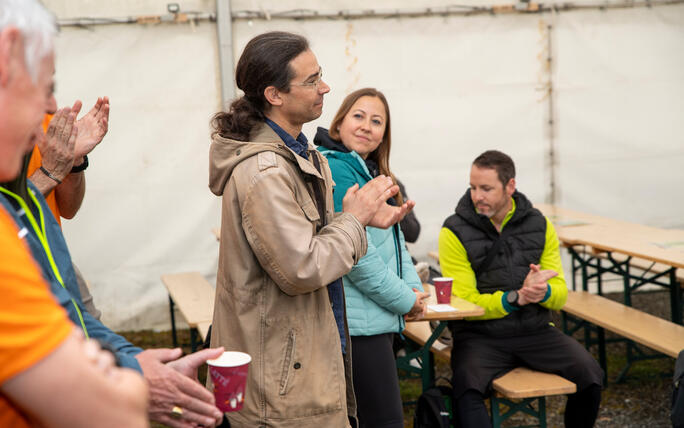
left=293, top=69, right=323, bottom=89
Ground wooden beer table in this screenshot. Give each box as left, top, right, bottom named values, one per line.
left=398, top=284, right=484, bottom=391
left=535, top=203, right=684, bottom=325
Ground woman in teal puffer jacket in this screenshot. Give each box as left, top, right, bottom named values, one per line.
left=315, top=88, right=430, bottom=428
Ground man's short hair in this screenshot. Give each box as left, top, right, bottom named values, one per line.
left=473, top=150, right=516, bottom=187
left=0, top=0, right=57, bottom=81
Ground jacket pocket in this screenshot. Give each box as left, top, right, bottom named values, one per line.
left=264, top=313, right=343, bottom=419
left=300, top=199, right=320, bottom=223
left=278, top=329, right=296, bottom=395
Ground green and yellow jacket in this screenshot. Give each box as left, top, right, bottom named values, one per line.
left=439, top=189, right=566, bottom=336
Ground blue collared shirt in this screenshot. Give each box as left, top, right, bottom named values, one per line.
left=265, top=117, right=309, bottom=159
left=264, top=118, right=347, bottom=354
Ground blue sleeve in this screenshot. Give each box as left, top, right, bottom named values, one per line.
left=81, top=309, right=143, bottom=371
left=346, top=227, right=418, bottom=315
left=49, top=280, right=143, bottom=371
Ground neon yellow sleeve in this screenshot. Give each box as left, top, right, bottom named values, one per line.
left=539, top=217, right=568, bottom=310
left=438, top=227, right=509, bottom=320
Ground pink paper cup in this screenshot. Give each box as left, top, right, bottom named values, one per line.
left=207, top=351, right=251, bottom=413
left=433, top=277, right=453, bottom=304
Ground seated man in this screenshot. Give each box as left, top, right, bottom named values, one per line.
left=438, top=150, right=603, bottom=428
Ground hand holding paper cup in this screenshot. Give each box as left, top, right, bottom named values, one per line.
left=433, top=277, right=453, bottom=304
left=207, top=351, right=251, bottom=413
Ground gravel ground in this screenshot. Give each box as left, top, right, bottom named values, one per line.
left=121, top=289, right=677, bottom=428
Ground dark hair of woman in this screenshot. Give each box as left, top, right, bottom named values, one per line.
left=329, top=87, right=403, bottom=205
left=211, top=31, right=309, bottom=141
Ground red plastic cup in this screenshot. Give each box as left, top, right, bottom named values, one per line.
left=433, top=277, right=453, bottom=304
left=207, top=351, right=251, bottom=413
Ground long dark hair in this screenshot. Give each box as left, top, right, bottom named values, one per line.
left=211, top=31, right=309, bottom=141
left=329, top=88, right=403, bottom=205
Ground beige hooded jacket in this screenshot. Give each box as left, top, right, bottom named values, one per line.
left=208, top=123, right=366, bottom=428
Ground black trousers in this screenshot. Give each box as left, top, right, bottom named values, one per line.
left=450, top=325, right=603, bottom=428
left=351, top=333, right=404, bottom=428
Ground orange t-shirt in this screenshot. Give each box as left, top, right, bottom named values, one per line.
left=27, top=114, right=61, bottom=224
left=0, top=206, right=72, bottom=427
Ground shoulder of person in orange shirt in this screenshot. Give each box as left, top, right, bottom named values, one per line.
left=0, top=205, right=72, bottom=428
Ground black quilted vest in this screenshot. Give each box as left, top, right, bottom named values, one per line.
left=443, top=189, right=550, bottom=337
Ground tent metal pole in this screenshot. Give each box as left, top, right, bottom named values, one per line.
left=216, top=0, right=236, bottom=109
left=547, top=16, right=557, bottom=205
left=56, top=0, right=684, bottom=27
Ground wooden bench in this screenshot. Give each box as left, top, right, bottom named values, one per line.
left=160, top=272, right=215, bottom=352
left=562, top=290, right=684, bottom=382
left=400, top=322, right=576, bottom=428
left=491, top=367, right=576, bottom=428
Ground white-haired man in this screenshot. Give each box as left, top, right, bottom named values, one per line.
left=0, top=0, right=148, bottom=426
left=0, top=0, right=223, bottom=428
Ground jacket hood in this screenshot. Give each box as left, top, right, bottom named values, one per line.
left=313, top=127, right=350, bottom=153
left=209, top=123, right=302, bottom=196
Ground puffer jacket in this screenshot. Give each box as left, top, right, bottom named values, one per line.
left=209, top=123, right=366, bottom=428
left=316, top=128, right=422, bottom=337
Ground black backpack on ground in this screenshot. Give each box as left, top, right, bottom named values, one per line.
left=414, top=381, right=453, bottom=428
left=673, top=349, right=684, bottom=428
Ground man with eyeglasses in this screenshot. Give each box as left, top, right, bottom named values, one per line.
left=208, top=31, right=414, bottom=428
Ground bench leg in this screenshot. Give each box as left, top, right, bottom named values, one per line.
left=419, top=322, right=451, bottom=391
left=615, top=341, right=669, bottom=383
left=670, top=268, right=683, bottom=325
left=491, top=396, right=504, bottom=428
left=490, top=396, right=547, bottom=428
left=596, top=258, right=603, bottom=295
left=571, top=251, right=578, bottom=291
left=538, top=397, right=546, bottom=428
left=581, top=252, right=590, bottom=292
left=623, top=260, right=632, bottom=307
left=168, top=295, right=178, bottom=348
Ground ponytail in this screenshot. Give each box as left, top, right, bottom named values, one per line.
left=211, top=97, right=264, bottom=141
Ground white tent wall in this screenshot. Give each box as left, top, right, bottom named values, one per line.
left=41, top=1, right=683, bottom=330
left=46, top=5, right=222, bottom=330
left=555, top=8, right=684, bottom=227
